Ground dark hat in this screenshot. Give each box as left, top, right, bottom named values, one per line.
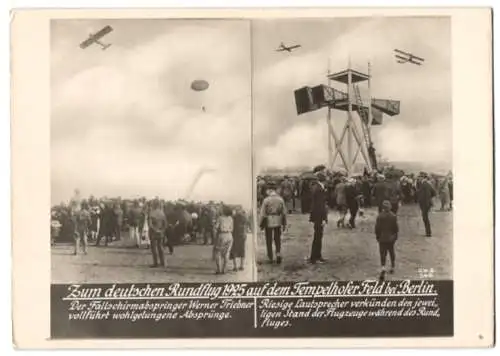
left=382, top=200, right=392, bottom=211
left=313, top=164, right=326, bottom=174
left=266, top=181, right=277, bottom=189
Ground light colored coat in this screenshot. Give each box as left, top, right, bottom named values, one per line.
left=259, top=191, right=286, bottom=228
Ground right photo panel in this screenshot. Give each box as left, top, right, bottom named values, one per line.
left=253, top=17, right=452, bottom=282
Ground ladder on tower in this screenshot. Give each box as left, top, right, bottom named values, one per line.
left=353, top=84, right=378, bottom=170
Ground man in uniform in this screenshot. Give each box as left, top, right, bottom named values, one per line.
left=148, top=199, right=167, bottom=268
left=259, top=181, right=287, bottom=264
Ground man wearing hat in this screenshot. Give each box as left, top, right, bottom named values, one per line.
left=416, top=172, right=436, bottom=237
left=259, top=181, right=287, bottom=264
left=148, top=199, right=167, bottom=268
left=309, top=165, right=329, bottom=264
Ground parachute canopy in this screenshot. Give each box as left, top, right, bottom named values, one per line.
left=191, top=79, right=209, bottom=91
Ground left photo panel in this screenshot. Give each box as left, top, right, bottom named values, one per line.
left=50, top=19, right=254, bottom=284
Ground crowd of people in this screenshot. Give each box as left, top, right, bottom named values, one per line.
left=258, top=164, right=453, bottom=280
left=50, top=191, right=251, bottom=275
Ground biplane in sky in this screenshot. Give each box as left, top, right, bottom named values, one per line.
left=276, top=42, right=302, bottom=53
left=79, top=25, right=114, bottom=50
left=394, top=48, right=424, bottom=66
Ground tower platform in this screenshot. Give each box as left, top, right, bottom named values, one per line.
left=328, top=69, right=370, bottom=84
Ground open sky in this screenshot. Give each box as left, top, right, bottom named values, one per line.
left=51, top=17, right=452, bottom=205
left=252, top=17, right=452, bottom=173
left=51, top=19, right=252, bottom=206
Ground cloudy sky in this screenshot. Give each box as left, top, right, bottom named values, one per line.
left=252, top=17, right=452, bottom=173
left=51, top=19, right=252, bottom=206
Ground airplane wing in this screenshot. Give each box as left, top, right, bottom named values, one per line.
left=411, top=54, right=425, bottom=62
left=394, top=48, right=411, bottom=56
left=93, top=25, right=113, bottom=41
left=276, top=48, right=285, bottom=52
left=395, top=54, right=409, bottom=62
left=79, top=37, right=95, bottom=49
left=408, top=59, right=423, bottom=65
left=79, top=25, right=113, bottom=49
left=289, top=45, right=301, bottom=50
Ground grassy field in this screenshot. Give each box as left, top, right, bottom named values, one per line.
left=256, top=201, right=452, bottom=281
left=52, top=233, right=255, bottom=283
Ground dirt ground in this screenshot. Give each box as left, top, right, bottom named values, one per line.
left=52, top=202, right=452, bottom=283
left=52, top=233, right=255, bottom=283
left=256, top=201, right=453, bottom=281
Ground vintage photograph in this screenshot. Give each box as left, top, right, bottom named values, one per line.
left=253, top=17, right=453, bottom=281
left=11, top=8, right=493, bottom=346
left=50, top=19, right=255, bottom=282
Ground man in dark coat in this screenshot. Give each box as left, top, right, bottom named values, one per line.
left=373, top=174, right=389, bottom=212
left=325, top=177, right=336, bottom=209
left=96, top=202, right=113, bottom=246
left=112, top=202, right=123, bottom=241
left=416, top=173, right=436, bottom=237
left=163, top=202, right=178, bottom=253
left=386, top=179, right=402, bottom=214
left=361, top=175, right=372, bottom=207
left=128, top=201, right=142, bottom=247
left=309, top=165, right=329, bottom=264
left=199, top=205, right=217, bottom=245
left=345, top=178, right=361, bottom=229
left=300, top=179, right=312, bottom=214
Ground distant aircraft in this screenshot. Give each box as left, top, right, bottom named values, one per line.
left=80, top=25, right=113, bottom=50
left=394, top=49, right=424, bottom=66
left=276, top=42, right=301, bottom=53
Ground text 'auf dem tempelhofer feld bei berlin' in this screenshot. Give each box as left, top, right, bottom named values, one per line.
left=64, top=280, right=438, bottom=300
